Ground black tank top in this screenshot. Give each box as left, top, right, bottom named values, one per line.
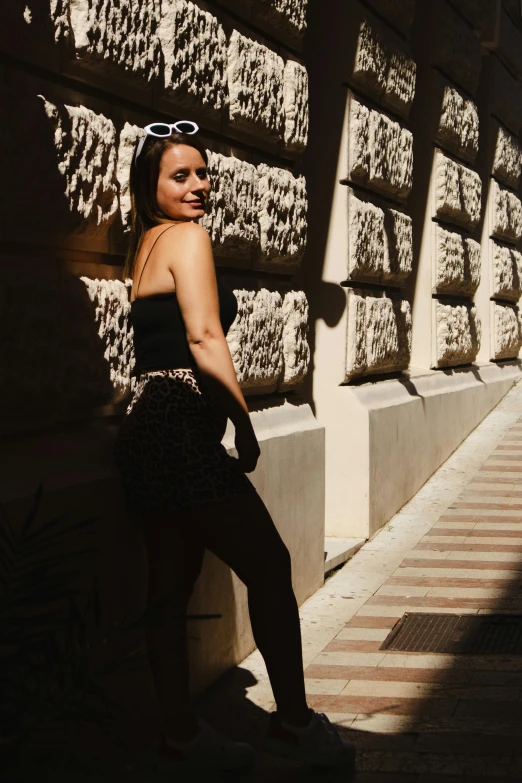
left=130, top=225, right=238, bottom=375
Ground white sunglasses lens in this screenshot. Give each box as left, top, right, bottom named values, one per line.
left=148, top=123, right=173, bottom=136
left=174, top=121, right=198, bottom=134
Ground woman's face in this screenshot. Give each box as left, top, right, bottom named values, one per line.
left=156, top=143, right=210, bottom=221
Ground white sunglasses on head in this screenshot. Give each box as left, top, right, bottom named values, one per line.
left=135, top=121, right=200, bottom=164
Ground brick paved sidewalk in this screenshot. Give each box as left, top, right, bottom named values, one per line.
left=196, top=380, right=522, bottom=782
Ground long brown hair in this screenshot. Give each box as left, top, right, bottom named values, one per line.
left=124, top=132, right=209, bottom=278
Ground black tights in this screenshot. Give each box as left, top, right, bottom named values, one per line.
left=143, top=490, right=309, bottom=735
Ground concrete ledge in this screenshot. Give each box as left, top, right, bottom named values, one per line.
left=321, top=360, right=522, bottom=540
left=324, top=537, right=365, bottom=575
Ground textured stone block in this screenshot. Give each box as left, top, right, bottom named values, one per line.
left=437, top=84, right=479, bottom=163
left=227, top=31, right=284, bottom=140
left=256, top=165, right=307, bottom=267
left=283, top=60, right=309, bottom=151
left=0, top=264, right=126, bottom=430
left=490, top=180, right=522, bottom=243
left=352, top=18, right=416, bottom=118
left=346, top=189, right=412, bottom=284
left=227, top=289, right=284, bottom=391
left=69, top=0, right=161, bottom=82
left=434, top=150, right=482, bottom=230
left=202, top=152, right=259, bottom=260
left=491, top=240, right=522, bottom=301
left=433, top=3, right=482, bottom=94
left=159, top=0, right=227, bottom=114
left=117, top=122, right=140, bottom=232
left=434, top=225, right=481, bottom=296
left=347, top=95, right=413, bottom=199
left=490, top=56, right=522, bottom=135
left=279, top=291, right=310, bottom=390
left=80, top=277, right=135, bottom=400
left=434, top=301, right=481, bottom=368
left=492, top=121, right=522, bottom=188
left=383, top=209, right=413, bottom=283
left=492, top=301, right=522, bottom=359
left=344, top=289, right=412, bottom=381
left=51, top=0, right=71, bottom=40
left=362, top=0, right=416, bottom=38
left=39, top=96, right=118, bottom=236
left=256, top=0, right=307, bottom=37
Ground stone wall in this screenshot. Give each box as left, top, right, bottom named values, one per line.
left=0, top=0, right=325, bottom=717
left=1, top=0, right=311, bottom=421
left=425, top=1, right=485, bottom=369
left=482, top=3, right=522, bottom=361
left=336, top=0, right=522, bottom=377
left=340, top=0, right=416, bottom=382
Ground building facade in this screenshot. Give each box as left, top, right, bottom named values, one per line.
left=1, top=0, right=522, bottom=697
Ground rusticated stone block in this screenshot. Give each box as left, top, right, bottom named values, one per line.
left=383, top=209, right=413, bottom=282
left=347, top=95, right=413, bottom=199
left=347, top=190, right=384, bottom=281
left=227, top=289, right=284, bottom=391
left=227, top=31, right=284, bottom=140
left=346, top=189, right=412, bottom=284
left=159, top=0, right=227, bottom=114
left=202, top=152, right=259, bottom=260
left=283, top=60, right=309, bottom=151
left=362, top=0, right=416, bottom=38
left=352, top=18, right=416, bottom=118
left=256, top=0, right=307, bottom=37
left=0, top=264, right=123, bottom=431
left=80, top=277, right=135, bottom=400
left=437, top=84, right=479, bottom=163
left=39, top=96, right=118, bottom=236
left=433, top=3, right=482, bottom=95
left=434, top=225, right=481, bottom=296
left=490, top=180, right=522, bottom=243
left=492, top=121, right=522, bottom=188
left=344, top=288, right=412, bottom=381
left=492, top=301, right=522, bottom=359
left=69, top=0, right=161, bottom=82
left=279, top=291, right=310, bottom=390
left=491, top=240, right=522, bottom=301
left=117, top=122, right=140, bottom=232
left=433, top=300, right=481, bottom=368
left=490, top=56, right=522, bottom=135
left=434, top=150, right=482, bottom=230
left=51, top=0, right=70, bottom=40
left=256, top=165, right=307, bottom=267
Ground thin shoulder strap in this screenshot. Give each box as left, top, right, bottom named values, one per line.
left=135, top=223, right=179, bottom=298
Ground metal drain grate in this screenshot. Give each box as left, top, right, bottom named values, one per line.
left=380, top=613, right=522, bottom=654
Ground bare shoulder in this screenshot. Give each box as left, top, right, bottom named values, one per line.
left=163, top=221, right=209, bottom=244
left=163, top=221, right=212, bottom=264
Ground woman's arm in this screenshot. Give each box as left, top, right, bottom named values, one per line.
left=167, top=222, right=260, bottom=471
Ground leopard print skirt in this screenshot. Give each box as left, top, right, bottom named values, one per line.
left=115, top=369, right=255, bottom=518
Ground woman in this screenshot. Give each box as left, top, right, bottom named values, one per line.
left=116, top=121, right=354, bottom=772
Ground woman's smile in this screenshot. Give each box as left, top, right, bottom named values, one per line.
left=156, top=144, right=210, bottom=221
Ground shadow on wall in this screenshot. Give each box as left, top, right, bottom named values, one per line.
left=0, top=264, right=243, bottom=768
left=299, top=0, right=363, bottom=415
left=0, top=260, right=114, bottom=434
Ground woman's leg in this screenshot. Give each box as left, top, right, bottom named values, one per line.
left=190, top=490, right=309, bottom=726
left=142, top=512, right=206, bottom=742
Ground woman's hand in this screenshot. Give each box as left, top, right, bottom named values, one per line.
left=234, top=422, right=260, bottom=473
